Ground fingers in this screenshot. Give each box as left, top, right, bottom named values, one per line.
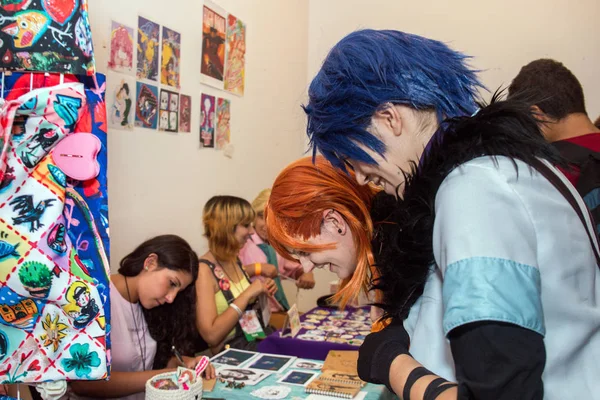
left=203, top=363, right=216, bottom=380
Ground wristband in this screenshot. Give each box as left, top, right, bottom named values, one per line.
left=229, top=303, right=243, bottom=318
left=254, top=263, right=262, bottom=276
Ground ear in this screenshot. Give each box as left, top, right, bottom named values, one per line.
left=321, top=209, right=347, bottom=235
left=144, top=253, right=159, bottom=272
left=373, top=103, right=403, bottom=137
left=530, top=105, right=551, bottom=122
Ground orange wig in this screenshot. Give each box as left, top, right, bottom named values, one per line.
left=266, top=156, right=378, bottom=308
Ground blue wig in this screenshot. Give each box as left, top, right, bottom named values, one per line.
left=304, top=29, right=485, bottom=170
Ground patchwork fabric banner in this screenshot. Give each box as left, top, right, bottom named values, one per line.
left=0, top=72, right=110, bottom=383
left=0, top=0, right=96, bottom=75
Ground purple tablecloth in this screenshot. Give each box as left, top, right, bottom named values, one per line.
left=258, top=306, right=372, bottom=360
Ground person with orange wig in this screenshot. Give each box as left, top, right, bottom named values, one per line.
left=265, top=156, right=379, bottom=310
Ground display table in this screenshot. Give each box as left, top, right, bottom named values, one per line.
left=258, top=306, right=371, bottom=361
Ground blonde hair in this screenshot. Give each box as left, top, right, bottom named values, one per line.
left=252, top=189, right=271, bottom=214
left=203, top=196, right=255, bottom=262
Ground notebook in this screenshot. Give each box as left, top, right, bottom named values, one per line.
left=306, top=391, right=367, bottom=400
left=305, top=378, right=361, bottom=399
left=321, top=351, right=366, bottom=387
left=319, top=370, right=366, bottom=387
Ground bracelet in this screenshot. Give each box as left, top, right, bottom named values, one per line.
left=402, top=367, right=435, bottom=400
left=424, top=382, right=457, bottom=400
left=254, top=263, right=262, bottom=276
left=229, top=303, right=243, bottom=318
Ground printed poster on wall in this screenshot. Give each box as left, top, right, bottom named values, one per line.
left=107, top=74, right=135, bottom=130
left=134, top=81, right=158, bottom=129
left=216, top=97, right=230, bottom=149
left=161, top=26, right=181, bottom=89
left=108, top=21, right=134, bottom=74
left=200, top=93, right=215, bottom=148
left=200, top=1, right=226, bottom=90
left=224, top=14, right=246, bottom=96
left=136, top=16, right=160, bottom=81
left=159, top=88, right=179, bottom=133
left=179, top=94, right=192, bottom=133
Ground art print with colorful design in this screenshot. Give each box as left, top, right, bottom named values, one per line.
left=215, top=97, right=230, bottom=149
left=224, top=14, right=245, bottom=96
left=200, top=2, right=226, bottom=89
left=0, top=72, right=111, bottom=383
left=200, top=93, right=214, bottom=148
left=136, top=16, right=159, bottom=81
left=108, top=21, right=134, bottom=74
left=0, top=0, right=95, bottom=75
left=179, top=94, right=191, bottom=133
left=134, top=81, right=158, bottom=129
left=160, top=26, right=180, bottom=89
left=158, top=88, right=177, bottom=133
left=107, top=74, right=134, bottom=131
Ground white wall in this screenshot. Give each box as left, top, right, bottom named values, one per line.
left=88, top=0, right=309, bottom=271
left=308, top=0, right=600, bottom=115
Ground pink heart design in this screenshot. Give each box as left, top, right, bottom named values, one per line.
left=42, top=0, right=77, bottom=26
left=51, top=133, right=100, bottom=181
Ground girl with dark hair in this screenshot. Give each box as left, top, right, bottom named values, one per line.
left=69, top=235, right=215, bottom=400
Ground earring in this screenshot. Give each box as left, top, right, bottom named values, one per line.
left=144, top=266, right=149, bottom=271
left=338, top=228, right=342, bottom=234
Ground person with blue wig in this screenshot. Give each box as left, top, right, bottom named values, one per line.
left=304, top=29, right=600, bottom=399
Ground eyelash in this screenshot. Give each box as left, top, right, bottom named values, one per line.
left=170, top=281, right=177, bottom=288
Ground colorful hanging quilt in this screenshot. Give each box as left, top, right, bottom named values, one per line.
left=0, top=0, right=95, bottom=75
left=0, top=72, right=110, bottom=383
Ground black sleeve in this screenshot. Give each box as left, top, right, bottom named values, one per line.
left=448, top=321, right=545, bottom=400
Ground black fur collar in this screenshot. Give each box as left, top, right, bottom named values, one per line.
left=370, top=95, right=564, bottom=320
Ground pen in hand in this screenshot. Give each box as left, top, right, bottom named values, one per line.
left=172, top=345, right=186, bottom=367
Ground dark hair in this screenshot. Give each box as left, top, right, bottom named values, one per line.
left=595, top=115, right=600, bottom=129
left=508, top=59, right=587, bottom=119
left=118, top=235, right=207, bottom=368
left=122, top=83, right=129, bottom=95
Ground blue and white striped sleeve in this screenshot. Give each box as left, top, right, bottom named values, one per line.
left=433, top=157, right=545, bottom=337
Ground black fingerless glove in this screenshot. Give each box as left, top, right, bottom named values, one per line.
left=357, top=318, right=410, bottom=393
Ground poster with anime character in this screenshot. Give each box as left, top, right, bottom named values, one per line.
left=108, top=21, right=134, bottom=74
left=216, top=97, right=230, bottom=149
left=107, top=74, right=134, bottom=131
left=136, top=16, right=159, bottom=81
left=134, top=81, right=158, bottom=129
left=159, top=88, right=178, bottom=133
left=161, top=26, right=180, bottom=89
left=179, top=94, right=191, bottom=133
left=0, top=0, right=95, bottom=75
left=200, top=1, right=226, bottom=90
left=200, top=93, right=215, bottom=148
left=224, top=14, right=245, bottom=96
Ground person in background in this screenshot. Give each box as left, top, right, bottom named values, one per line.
left=195, top=196, right=277, bottom=353
left=69, top=235, right=216, bottom=400
left=239, top=189, right=315, bottom=327
left=508, top=59, right=600, bottom=187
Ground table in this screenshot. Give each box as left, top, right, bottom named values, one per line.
left=208, top=358, right=393, bottom=400
left=258, top=306, right=372, bottom=361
